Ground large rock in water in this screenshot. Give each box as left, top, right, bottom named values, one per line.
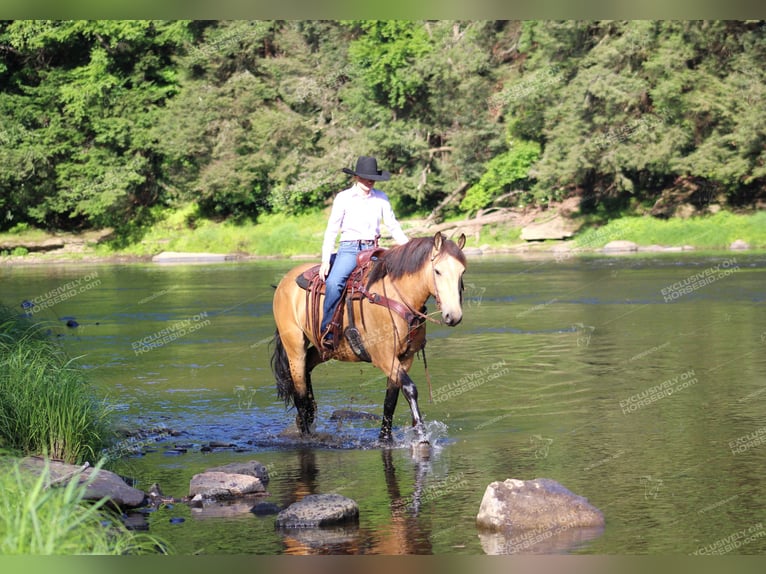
left=275, top=494, right=359, bottom=528
left=204, top=460, right=270, bottom=485
left=476, top=478, right=604, bottom=533
left=189, top=471, right=265, bottom=499
left=19, top=457, right=146, bottom=508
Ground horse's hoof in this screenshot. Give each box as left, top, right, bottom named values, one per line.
left=410, top=440, right=432, bottom=459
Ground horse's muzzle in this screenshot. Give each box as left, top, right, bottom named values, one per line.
left=442, top=312, right=462, bottom=326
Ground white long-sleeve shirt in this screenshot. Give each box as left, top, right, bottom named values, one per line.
left=321, top=183, right=409, bottom=263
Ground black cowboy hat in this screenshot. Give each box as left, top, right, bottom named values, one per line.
left=342, top=156, right=391, bottom=181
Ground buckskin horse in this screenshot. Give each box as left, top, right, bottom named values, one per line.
left=270, top=231, right=467, bottom=443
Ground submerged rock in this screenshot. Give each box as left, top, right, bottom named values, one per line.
left=275, top=494, right=359, bottom=528
left=189, top=471, right=265, bottom=499
left=251, top=501, right=282, bottom=516
left=476, top=477, right=604, bottom=533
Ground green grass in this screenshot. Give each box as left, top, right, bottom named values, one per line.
left=465, top=223, right=523, bottom=248
left=96, top=206, right=331, bottom=257
left=574, top=211, right=766, bottom=250
left=0, top=305, right=113, bottom=464
left=0, top=456, right=168, bottom=554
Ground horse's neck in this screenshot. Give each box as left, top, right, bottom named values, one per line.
left=379, top=271, right=431, bottom=311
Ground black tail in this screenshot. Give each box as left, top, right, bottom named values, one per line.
left=270, top=329, right=295, bottom=407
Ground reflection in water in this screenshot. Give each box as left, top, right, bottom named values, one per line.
left=278, top=448, right=434, bottom=555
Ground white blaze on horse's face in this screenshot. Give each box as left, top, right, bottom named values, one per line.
left=431, top=232, right=467, bottom=327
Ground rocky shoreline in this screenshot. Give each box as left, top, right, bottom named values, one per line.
left=0, top=236, right=758, bottom=267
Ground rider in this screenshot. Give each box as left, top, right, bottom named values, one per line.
left=319, top=156, right=409, bottom=349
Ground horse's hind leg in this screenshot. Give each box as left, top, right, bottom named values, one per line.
left=282, top=327, right=317, bottom=435
left=295, top=346, right=323, bottom=435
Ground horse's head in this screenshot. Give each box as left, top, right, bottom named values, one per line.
left=430, top=232, right=467, bottom=326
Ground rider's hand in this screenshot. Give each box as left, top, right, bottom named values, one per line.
left=319, top=261, right=330, bottom=280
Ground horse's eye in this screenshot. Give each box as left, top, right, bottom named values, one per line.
left=434, top=269, right=442, bottom=276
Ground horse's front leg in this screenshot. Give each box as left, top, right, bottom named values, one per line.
left=398, top=369, right=427, bottom=442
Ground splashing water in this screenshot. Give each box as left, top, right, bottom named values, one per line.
left=395, top=420, right=450, bottom=451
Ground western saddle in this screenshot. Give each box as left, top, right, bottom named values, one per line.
left=295, top=247, right=425, bottom=360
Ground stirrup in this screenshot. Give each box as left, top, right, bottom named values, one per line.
left=344, top=326, right=371, bottom=362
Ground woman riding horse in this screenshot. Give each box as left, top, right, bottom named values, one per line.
left=271, top=231, right=467, bottom=443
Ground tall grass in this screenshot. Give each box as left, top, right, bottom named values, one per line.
left=0, top=456, right=168, bottom=554
left=0, top=305, right=113, bottom=464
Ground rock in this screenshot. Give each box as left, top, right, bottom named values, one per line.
left=151, top=251, right=235, bottom=263
left=601, top=240, right=638, bottom=253
left=275, top=494, right=359, bottom=528
left=637, top=244, right=666, bottom=252
left=475, top=478, right=604, bottom=533
left=521, top=214, right=581, bottom=241
left=204, top=460, right=269, bottom=484
left=673, top=203, right=697, bottom=219
left=208, top=440, right=236, bottom=448
left=730, top=239, right=750, bottom=250
left=19, top=457, right=147, bottom=508
left=189, top=471, right=265, bottom=499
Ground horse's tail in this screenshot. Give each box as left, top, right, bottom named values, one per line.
left=270, top=329, right=295, bottom=407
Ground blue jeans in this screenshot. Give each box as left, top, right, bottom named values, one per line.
left=321, top=241, right=374, bottom=334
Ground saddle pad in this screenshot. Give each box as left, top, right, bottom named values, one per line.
left=296, top=265, right=322, bottom=291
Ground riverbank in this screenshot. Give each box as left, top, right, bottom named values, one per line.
left=1, top=209, right=764, bottom=266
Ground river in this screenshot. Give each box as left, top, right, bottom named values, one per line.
left=2, top=252, right=765, bottom=554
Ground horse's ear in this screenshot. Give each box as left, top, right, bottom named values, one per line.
left=456, top=233, right=466, bottom=250
left=432, top=231, right=443, bottom=254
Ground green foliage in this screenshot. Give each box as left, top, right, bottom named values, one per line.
left=2, top=19, right=765, bottom=240
left=0, top=305, right=113, bottom=464
left=507, top=20, right=766, bottom=208
left=0, top=20, right=191, bottom=231
left=460, top=140, right=541, bottom=214
left=0, top=457, right=169, bottom=554
left=345, top=20, right=434, bottom=111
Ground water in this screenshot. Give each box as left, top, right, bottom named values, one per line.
left=2, top=252, right=766, bottom=554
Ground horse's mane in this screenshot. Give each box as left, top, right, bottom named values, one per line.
left=366, top=235, right=467, bottom=286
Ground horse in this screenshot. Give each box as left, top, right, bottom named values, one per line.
left=270, top=231, right=467, bottom=443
